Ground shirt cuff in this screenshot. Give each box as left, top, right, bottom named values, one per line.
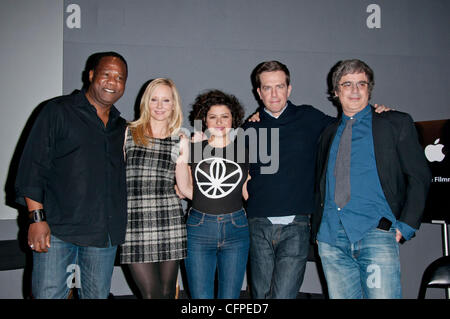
left=15, top=187, right=44, bottom=207
left=394, top=220, right=416, bottom=241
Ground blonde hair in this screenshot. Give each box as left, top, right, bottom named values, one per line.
left=128, top=78, right=183, bottom=146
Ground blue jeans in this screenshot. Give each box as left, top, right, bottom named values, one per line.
left=248, top=215, right=310, bottom=299
left=185, top=208, right=250, bottom=299
left=32, top=235, right=117, bottom=299
left=317, top=222, right=402, bottom=299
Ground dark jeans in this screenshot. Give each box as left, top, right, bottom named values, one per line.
left=185, top=208, right=250, bottom=299
left=248, top=215, right=310, bottom=299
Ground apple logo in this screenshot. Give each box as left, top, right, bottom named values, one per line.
left=424, top=138, right=446, bottom=162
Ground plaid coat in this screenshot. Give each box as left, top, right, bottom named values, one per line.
left=120, top=132, right=187, bottom=263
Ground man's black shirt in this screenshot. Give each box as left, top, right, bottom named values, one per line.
left=15, top=90, right=127, bottom=247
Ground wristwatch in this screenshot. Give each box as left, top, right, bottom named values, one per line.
left=29, top=209, right=47, bottom=224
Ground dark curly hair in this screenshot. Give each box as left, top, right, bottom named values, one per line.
left=189, top=90, right=245, bottom=131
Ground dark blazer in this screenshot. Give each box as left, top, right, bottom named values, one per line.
left=311, top=107, right=431, bottom=240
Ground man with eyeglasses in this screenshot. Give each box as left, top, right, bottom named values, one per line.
left=312, top=59, right=431, bottom=298
left=244, top=60, right=392, bottom=299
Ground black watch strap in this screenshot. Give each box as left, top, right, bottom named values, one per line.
left=29, top=209, right=47, bottom=224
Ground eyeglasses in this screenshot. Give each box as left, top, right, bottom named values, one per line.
left=339, top=81, right=369, bottom=90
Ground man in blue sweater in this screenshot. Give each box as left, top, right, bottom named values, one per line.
left=242, top=61, right=335, bottom=299
left=243, top=60, right=389, bottom=299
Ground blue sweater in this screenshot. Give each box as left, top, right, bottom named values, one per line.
left=242, top=101, right=334, bottom=218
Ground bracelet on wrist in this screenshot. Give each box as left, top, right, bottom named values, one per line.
left=29, top=209, right=47, bottom=224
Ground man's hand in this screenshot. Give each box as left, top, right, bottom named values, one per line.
left=374, top=104, right=393, bottom=113
left=28, top=222, right=51, bottom=253
left=191, top=131, right=207, bottom=142
left=395, top=229, right=403, bottom=243
left=248, top=112, right=260, bottom=122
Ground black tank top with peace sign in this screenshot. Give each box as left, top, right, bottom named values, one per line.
left=189, top=140, right=249, bottom=215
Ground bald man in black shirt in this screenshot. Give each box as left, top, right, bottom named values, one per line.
left=15, top=52, right=128, bottom=299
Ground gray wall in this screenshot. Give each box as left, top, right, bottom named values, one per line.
left=62, top=0, right=449, bottom=125
left=1, top=0, right=448, bottom=299
left=1, top=0, right=63, bottom=220
left=0, top=0, right=63, bottom=298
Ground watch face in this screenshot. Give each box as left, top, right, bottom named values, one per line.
left=30, top=209, right=46, bottom=223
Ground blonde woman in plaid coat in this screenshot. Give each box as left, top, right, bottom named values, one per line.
left=120, top=78, right=186, bottom=299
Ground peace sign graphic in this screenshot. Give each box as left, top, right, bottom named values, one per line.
left=195, top=157, right=243, bottom=199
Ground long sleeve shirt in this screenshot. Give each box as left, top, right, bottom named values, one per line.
left=15, top=89, right=127, bottom=247
left=317, top=105, right=415, bottom=245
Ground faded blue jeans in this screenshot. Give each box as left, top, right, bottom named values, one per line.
left=318, top=222, right=402, bottom=299
left=185, top=208, right=250, bottom=299
left=32, top=235, right=117, bottom=299
left=248, top=215, right=310, bottom=299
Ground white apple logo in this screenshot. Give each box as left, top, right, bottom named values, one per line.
left=424, top=138, right=445, bottom=162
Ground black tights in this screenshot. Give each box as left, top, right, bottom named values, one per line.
left=128, top=261, right=179, bottom=299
